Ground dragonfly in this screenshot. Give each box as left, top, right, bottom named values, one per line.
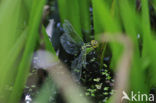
left=60, top=20, right=99, bottom=81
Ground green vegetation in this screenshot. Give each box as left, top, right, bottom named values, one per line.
left=0, top=0, right=156, bottom=103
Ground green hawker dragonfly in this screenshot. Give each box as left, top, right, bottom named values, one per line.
left=60, top=20, right=99, bottom=81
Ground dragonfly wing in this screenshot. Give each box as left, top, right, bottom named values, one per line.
left=81, top=46, right=87, bottom=68
left=60, top=33, right=80, bottom=55
left=71, top=55, right=83, bottom=81
left=63, top=20, right=83, bottom=44
left=71, top=48, right=87, bottom=81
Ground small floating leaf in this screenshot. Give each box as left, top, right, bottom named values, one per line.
left=95, top=83, right=103, bottom=89
left=93, top=78, right=101, bottom=82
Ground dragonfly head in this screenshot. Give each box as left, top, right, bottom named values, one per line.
left=91, top=40, right=99, bottom=48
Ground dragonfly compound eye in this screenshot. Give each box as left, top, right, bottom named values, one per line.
left=91, top=40, right=99, bottom=48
